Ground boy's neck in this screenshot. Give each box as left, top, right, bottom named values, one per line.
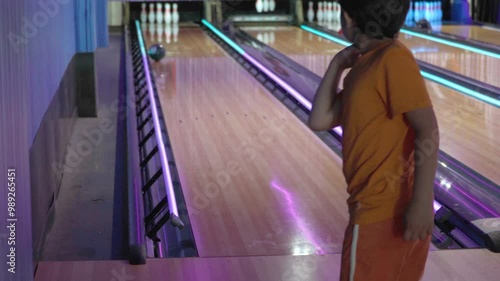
left=354, top=35, right=394, bottom=54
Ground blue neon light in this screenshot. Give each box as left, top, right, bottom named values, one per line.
left=421, top=72, right=500, bottom=107
left=400, top=29, right=500, bottom=59
left=300, top=25, right=350, bottom=46
left=300, top=25, right=500, bottom=108
left=202, top=19, right=246, bottom=54
left=135, top=21, right=147, bottom=56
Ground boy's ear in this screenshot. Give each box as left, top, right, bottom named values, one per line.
left=342, top=10, right=355, bottom=27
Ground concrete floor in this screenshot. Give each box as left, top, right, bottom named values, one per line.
left=41, top=33, right=127, bottom=261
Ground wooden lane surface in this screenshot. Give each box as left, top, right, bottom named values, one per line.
left=143, top=27, right=350, bottom=257
left=34, top=249, right=500, bottom=281
left=440, top=25, right=500, bottom=46
left=244, top=26, right=500, bottom=186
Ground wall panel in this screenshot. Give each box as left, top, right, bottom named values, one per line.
left=0, top=1, right=33, bottom=281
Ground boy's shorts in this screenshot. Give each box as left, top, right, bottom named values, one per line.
left=340, top=215, right=431, bottom=281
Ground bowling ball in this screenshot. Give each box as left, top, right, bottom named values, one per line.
left=148, top=44, right=166, bottom=62
left=416, top=19, right=432, bottom=31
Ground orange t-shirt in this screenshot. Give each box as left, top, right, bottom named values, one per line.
left=340, top=40, right=433, bottom=225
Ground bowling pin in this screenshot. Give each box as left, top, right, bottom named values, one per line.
left=327, top=2, right=333, bottom=22
left=436, top=1, right=441, bottom=21
left=413, top=2, right=419, bottom=21
left=148, top=4, right=155, bottom=24
left=425, top=2, right=431, bottom=21
left=332, top=2, right=337, bottom=22
left=164, top=3, right=172, bottom=24
left=333, top=2, right=340, bottom=22
left=407, top=1, right=413, bottom=24
left=437, top=1, right=442, bottom=21
left=307, top=2, right=315, bottom=23
left=257, top=33, right=263, bottom=42
left=325, top=3, right=329, bottom=22
left=317, top=2, right=324, bottom=22
left=140, top=3, right=147, bottom=23
left=256, top=0, right=263, bottom=13
left=269, top=0, right=276, bottom=12
left=172, top=3, right=179, bottom=24
left=428, top=2, right=432, bottom=21
left=420, top=1, right=425, bottom=21
left=338, top=2, right=342, bottom=22
left=332, top=2, right=336, bottom=22
left=263, top=32, right=269, bottom=44
left=324, top=2, right=329, bottom=22
left=156, top=3, right=164, bottom=24
left=432, top=1, right=436, bottom=21
left=172, top=23, right=179, bottom=42
left=263, top=0, right=269, bottom=13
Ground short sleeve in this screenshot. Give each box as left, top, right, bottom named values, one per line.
left=383, top=47, right=432, bottom=118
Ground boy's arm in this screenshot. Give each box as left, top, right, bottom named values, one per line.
left=403, top=107, right=439, bottom=241
left=309, top=45, right=360, bottom=131
left=308, top=63, right=344, bottom=131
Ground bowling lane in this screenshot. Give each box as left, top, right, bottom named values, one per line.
left=244, top=26, right=500, bottom=186
left=143, top=25, right=350, bottom=257
left=439, top=25, right=500, bottom=46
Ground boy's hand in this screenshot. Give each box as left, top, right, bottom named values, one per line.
left=332, top=45, right=361, bottom=70
left=403, top=199, right=434, bottom=241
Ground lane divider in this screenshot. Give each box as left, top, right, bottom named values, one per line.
left=400, top=28, right=500, bottom=59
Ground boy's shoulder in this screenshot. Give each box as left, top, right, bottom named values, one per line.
left=379, top=40, right=414, bottom=62
left=364, top=40, right=418, bottom=73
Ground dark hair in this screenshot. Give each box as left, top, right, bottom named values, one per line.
left=338, top=0, right=410, bottom=39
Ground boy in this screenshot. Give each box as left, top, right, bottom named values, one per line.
left=308, top=0, right=439, bottom=280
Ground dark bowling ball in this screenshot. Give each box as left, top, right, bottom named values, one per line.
left=148, top=44, right=166, bottom=62
left=416, top=19, right=432, bottom=31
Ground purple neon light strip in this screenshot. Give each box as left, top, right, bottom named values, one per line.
left=452, top=182, right=499, bottom=217
left=242, top=53, right=345, bottom=137
left=434, top=180, right=486, bottom=219
left=242, top=53, right=312, bottom=109
left=440, top=152, right=499, bottom=192
left=137, top=22, right=180, bottom=220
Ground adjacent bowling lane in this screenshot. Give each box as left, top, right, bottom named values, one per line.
left=314, top=24, right=500, bottom=88
left=397, top=31, right=500, bottom=88
left=244, top=26, right=500, bottom=186
left=143, top=25, right=350, bottom=257
left=439, top=25, right=500, bottom=46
